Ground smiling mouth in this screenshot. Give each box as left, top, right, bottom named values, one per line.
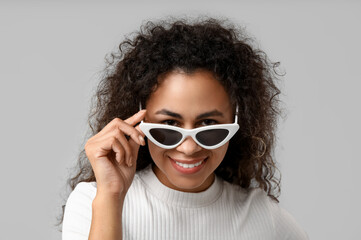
left=170, top=157, right=208, bottom=169
left=175, top=160, right=203, bottom=168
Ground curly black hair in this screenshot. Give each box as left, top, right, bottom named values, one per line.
left=58, top=16, right=283, bottom=227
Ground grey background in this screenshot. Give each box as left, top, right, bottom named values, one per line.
left=1, top=1, right=360, bottom=239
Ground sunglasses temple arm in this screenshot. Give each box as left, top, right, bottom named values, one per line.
left=139, top=102, right=145, bottom=123
left=235, top=104, right=239, bottom=123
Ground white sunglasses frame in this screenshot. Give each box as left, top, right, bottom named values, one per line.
left=138, top=104, right=239, bottom=149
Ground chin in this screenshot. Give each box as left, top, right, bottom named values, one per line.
left=167, top=172, right=214, bottom=193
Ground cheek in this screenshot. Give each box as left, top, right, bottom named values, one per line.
left=147, top=140, right=165, bottom=162
left=212, top=143, right=229, bottom=162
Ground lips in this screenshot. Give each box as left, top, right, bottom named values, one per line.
left=175, top=160, right=204, bottom=168
left=169, top=156, right=208, bottom=174
left=169, top=157, right=207, bottom=164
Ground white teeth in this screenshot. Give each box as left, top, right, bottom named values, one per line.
left=175, top=160, right=204, bottom=168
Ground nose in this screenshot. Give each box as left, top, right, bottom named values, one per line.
left=175, top=136, right=203, bottom=155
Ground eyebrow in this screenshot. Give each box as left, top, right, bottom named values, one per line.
left=155, top=109, right=224, bottom=120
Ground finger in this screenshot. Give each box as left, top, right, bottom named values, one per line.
left=92, top=130, right=132, bottom=167
left=135, top=125, right=145, bottom=138
left=94, top=110, right=146, bottom=141
left=89, top=135, right=125, bottom=165
left=128, top=137, right=141, bottom=167
left=95, top=110, right=145, bottom=138
left=134, top=125, right=146, bottom=146
left=114, top=131, right=134, bottom=167
left=110, top=137, right=126, bottom=164
left=95, top=120, right=144, bottom=146
left=124, top=109, right=146, bottom=126
left=115, top=121, right=145, bottom=146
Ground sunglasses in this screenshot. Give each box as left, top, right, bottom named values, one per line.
left=139, top=105, right=239, bottom=149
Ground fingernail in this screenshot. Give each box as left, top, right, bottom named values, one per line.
left=128, top=157, right=133, bottom=167
left=138, top=135, right=145, bottom=146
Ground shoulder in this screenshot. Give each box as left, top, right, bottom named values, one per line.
left=62, top=182, right=97, bottom=239
left=221, top=181, right=308, bottom=240
left=65, top=181, right=97, bottom=208
left=64, top=181, right=97, bottom=209
left=220, top=179, right=266, bottom=205
left=266, top=198, right=309, bottom=240
left=69, top=181, right=97, bottom=198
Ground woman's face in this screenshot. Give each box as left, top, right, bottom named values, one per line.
left=144, top=69, right=234, bottom=193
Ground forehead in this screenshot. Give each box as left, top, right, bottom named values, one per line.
left=146, top=69, right=232, bottom=116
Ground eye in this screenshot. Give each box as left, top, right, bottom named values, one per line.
left=199, top=119, right=218, bottom=126
left=161, top=119, right=179, bottom=126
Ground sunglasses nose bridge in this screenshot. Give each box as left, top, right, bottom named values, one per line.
left=175, top=133, right=202, bottom=154
left=181, top=128, right=200, bottom=145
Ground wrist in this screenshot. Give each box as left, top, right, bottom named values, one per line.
left=93, top=192, right=125, bottom=210
left=96, top=186, right=127, bottom=201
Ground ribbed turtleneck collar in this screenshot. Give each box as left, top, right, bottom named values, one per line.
left=138, top=164, right=223, bottom=208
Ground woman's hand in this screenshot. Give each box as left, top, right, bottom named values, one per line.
left=85, top=110, right=146, bottom=199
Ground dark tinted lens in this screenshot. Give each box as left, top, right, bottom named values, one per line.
left=149, top=128, right=182, bottom=145
left=196, top=129, right=229, bottom=146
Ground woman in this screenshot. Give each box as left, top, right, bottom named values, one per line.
left=61, top=17, right=308, bottom=239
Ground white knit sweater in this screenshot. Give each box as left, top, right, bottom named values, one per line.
left=62, top=165, right=308, bottom=240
